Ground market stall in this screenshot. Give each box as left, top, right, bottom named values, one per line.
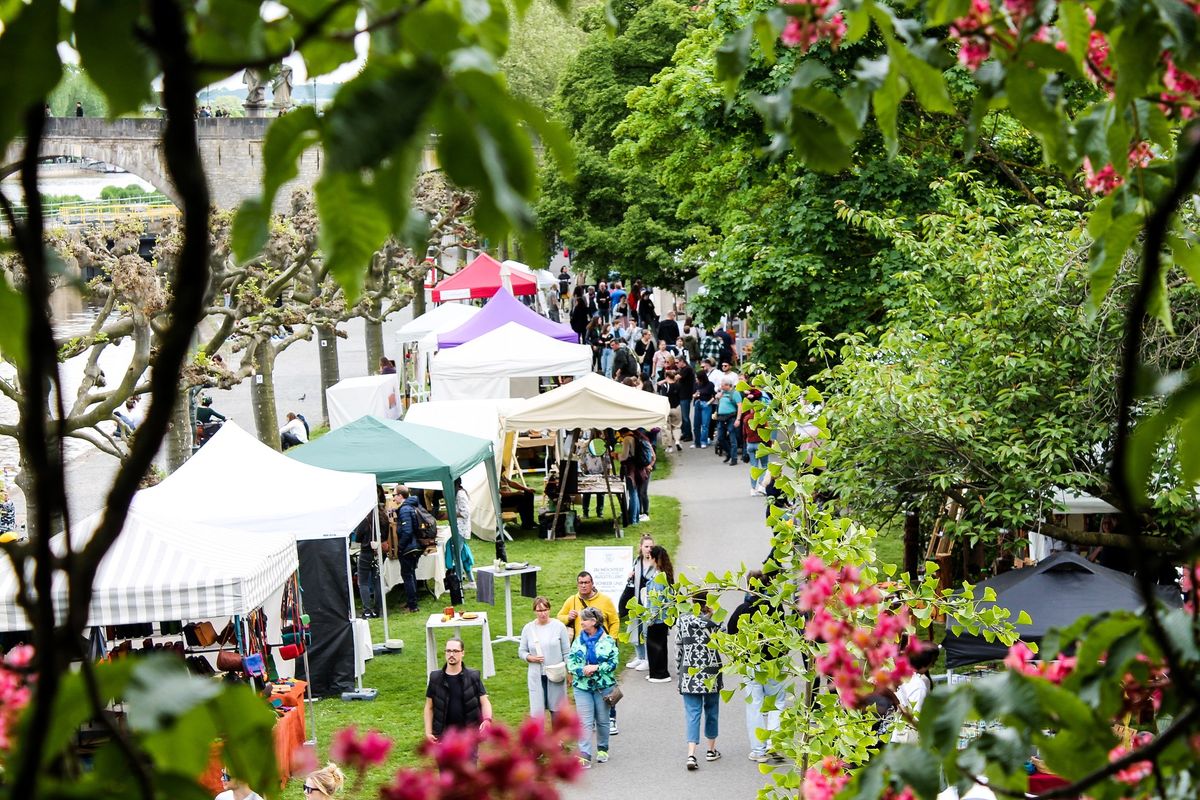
left=431, top=253, right=537, bottom=302
left=436, top=287, right=576, bottom=348
left=286, top=415, right=508, bottom=593
left=401, top=399, right=520, bottom=542
left=942, top=551, right=1182, bottom=667
left=500, top=373, right=670, bottom=538
left=326, top=374, right=402, bottom=429
left=131, top=422, right=377, bottom=698
left=429, top=322, right=592, bottom=401
left=394, top=303, right=481, bottom=399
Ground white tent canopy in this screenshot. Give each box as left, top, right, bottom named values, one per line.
left=501, top=373, right=669, bottom=431
left=1053, top=489, right=1119, bottom=515
left=326, top=374, right=402, bottom=429
left=503, top=260, right=557, bottom=289
left=132, top=422, right=377, bottom=538
left=429, top=322, right=592, bottom=401
left=403, top=399, right=520, bottom=541
left=394, top=303, right=480, bottom=344
left=0, top=508, right=298, bottom=632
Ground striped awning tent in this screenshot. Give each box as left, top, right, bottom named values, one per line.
left=0, top=508, right=298, bottom=632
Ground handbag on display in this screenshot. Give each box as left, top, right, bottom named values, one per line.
left=604, top=686, right=624, bottom=707
left=278, top=643, right=305, bottom=661
left=193, top=621, right=218, bottom=647
left=215, top=649, right=242, bottom=672
left=242, top=653, right=266, bottom=678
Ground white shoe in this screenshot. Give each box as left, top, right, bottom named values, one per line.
left=634, top=660, right=649, bottom=671
left=689, top=444, right=696, bottom=449
left=625, top=658, right=644, bottom=670
left=639, top=514, right=650, bottom=522
left=647, top=676, right=672, bottom=683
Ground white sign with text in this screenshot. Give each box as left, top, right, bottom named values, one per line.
left=584, top=546, right=633, bottom=608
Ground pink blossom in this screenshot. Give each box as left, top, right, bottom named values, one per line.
left=802, top=555, right=827, bottom=576
left=1082, top=157, right=1122, bottom=195
left=779, top=0, right=847, bottom=52
left=1110, top=733, right=1154, bottom=786
left=802, top=756, right=850, bottom=800
left=1162, top=56, right=1200, bottom=119
left=330, top=725, right=393, bottom=769
left=1003, top=0, right=1034, bottom=24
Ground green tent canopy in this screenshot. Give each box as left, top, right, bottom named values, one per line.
left=286, top=415, right=506, bottom=580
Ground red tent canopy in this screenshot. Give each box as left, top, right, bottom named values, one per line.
left=431, top=253, right=537, bottom=302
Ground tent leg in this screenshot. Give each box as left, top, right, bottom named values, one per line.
left=297, top=580, right=319, bottom=750
left=548, top=429, right=577, bottom=541
left=602, top=444, right=621, bottom=538
left=344, top=538, right=363, bottom=692
left=375, top=509, right=390, bottom=643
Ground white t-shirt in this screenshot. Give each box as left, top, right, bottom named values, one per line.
left=891, top=673, right=931, bottom=742
left=215, top=791, right=263, bottom=800
left=279, top=417, right=308, bottom=443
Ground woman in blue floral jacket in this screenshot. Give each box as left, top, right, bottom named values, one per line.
left=567, top=606, right=619, bottom=768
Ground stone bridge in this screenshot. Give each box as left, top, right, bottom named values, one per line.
left=5, top=117, right=438, bottom=212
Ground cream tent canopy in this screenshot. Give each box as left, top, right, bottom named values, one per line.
left=500, top=372, right=669, bottom=432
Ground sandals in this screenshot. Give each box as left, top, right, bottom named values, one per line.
left=686, top=754, right=698, bottom=771
left=706, top=749, right=722, bottom=762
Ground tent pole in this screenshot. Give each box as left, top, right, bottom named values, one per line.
left=548, top=428, right=577, bottom=541
left=343, top=535, right=363, bottom=692
left=600, top=430, right=621, bottom=538
left=375, top=507, right=390, bottom=643
left=443, top=477, right=465, bottom=587
left=296, top=575, right=318, bottom=750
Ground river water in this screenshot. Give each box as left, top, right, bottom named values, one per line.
left=0, top=164, right=154, bottom=202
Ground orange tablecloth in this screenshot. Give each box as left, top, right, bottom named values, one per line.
left=199, top=706, right=307, bottom=792
left=268, top=679, right=307, bottom=708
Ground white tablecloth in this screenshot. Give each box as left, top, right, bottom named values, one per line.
left=424, top=612, right=495, bottom=681
left=382, top=528, right=450, bottom=598
left=352, top=618, right=374, bottom=679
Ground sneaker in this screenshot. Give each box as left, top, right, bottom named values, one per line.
left=609, top=719, right=619, bottom=735
left=686, top=755, right=698, bottom=771
left=748, top=752, right=769, bottom=763
left=706, top=749, right=722, bottom=762
left=689, top=444, right=696, bottom=449
left=580, top=757, right=592, bottom=769
left=634, top=660, right=649, bottom=671
left=625, top=658, right=643, bottom=670
left=639, top=514, right=650, bottom=522
left=597, top=750, right=609, bottom=763
left=750, top=489, right=758, bottom=496
left=768, top=752, right=786, bottom=764
left=675, top=443, right=683, bottom=451
left=647, top=676, right=672, bottom=683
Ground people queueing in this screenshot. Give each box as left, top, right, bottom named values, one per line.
left=424, top=637, right=493, bottom=742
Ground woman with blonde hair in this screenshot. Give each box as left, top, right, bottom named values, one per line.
left=518, top=595, right=571, bottom=720
left=303, top=763, right=345, bottom=798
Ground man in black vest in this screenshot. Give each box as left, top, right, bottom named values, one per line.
left=424, top=637, right=492, bottom=742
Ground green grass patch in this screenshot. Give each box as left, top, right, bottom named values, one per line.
left=310, top=496, right=681, bottom=797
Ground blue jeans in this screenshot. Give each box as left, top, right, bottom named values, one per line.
left=745, top=679, right=783, bottom=756
left=692, top=403, right=712, bottom=447
left=747, top=442, right=768, bottom=488
left=602, top=348, right=613, bottom=377
left=716, top=415, right=740, bottom=459
left=680, top=398, right=693, bottom=439
left=574, top=686, right=612, bottom=759
left=683, top=692, right=720, bottom=745
left=400, top=553, right=419, bottom=611
left=624, top=475, right=640, bottom=525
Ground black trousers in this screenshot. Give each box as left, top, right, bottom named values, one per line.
left=647, top=622, right=670, bottom=679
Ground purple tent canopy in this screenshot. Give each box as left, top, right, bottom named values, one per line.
left=437, top=287, right=578, bottom=348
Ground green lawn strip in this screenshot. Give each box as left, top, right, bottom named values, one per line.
left=309, top=496, right=681, bottom=797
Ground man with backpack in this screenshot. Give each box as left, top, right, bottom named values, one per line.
left=393, top=486, right=436, bottom=613
left=618, top=428, right=655, bottom=525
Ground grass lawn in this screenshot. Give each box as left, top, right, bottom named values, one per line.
left=308, top=466, right=680, bottom=797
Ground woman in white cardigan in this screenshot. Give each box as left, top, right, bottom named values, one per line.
left=518, top=595, right=572, bottom=719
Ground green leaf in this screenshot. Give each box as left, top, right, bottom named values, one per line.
left=873, top=61, right=908, bottom=157
left=1057, top=1, right=1091, bottom=64
left=74, top=0, right=154, bottom=117
left=324, top=60, right=441, bottom=173
left=791, top=86, right=861, bottom=146
left=124, top=657, right=222, bottom=733
left=1005, top=67, right=1068, bottom=166
left=0, top=274, right=29, bottom=370
left=232, top=105, right=321, bottom=261
left=1113, top=15, right=1160, bottom=109
left=1016, top=610, right=1032, bottom=625
left=316, top=170, right=393, bottom=301
left=297, top=1, right=357, bottom=76
left=1169, top=234, right=1200, bottom=287
left=1087, top=211, right=1142, bottom=309
left=0, top=0, right=61, bottom=150
left=886, top=744, right=942, bottom=799
left=895, top=49, right=952, bottom=113
left=919, top=686, right=973, bottom=755
left=716, top=26, right=752, bottom=101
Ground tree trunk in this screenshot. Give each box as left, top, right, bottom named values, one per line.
left=364, top=300, right=385, bottom=375
left=411, top=274, right=426, bottom=318
left=903, top=507, right=921, bottom=581
left=316, top=323, right=340, bottom=427
left=249, top=341, right=281, bottom=449
left=165, top=386, right=194, bottom=472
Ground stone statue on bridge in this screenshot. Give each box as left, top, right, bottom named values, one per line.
left=242, top=68, right=267, bottom=114
left=272, top=65, right=294, bottom=112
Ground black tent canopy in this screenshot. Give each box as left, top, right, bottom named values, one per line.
left=943, top=552, right=1180, bottom=668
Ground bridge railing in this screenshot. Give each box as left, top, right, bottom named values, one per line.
left=7, top=194, right=177, bottom=226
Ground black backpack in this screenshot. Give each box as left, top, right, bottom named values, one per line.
left=413, top=503, right=439, bottom=545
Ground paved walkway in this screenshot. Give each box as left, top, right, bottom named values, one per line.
left=562, top=444, right=775, bottom=800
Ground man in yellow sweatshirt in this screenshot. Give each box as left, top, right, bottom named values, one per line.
left=557, top=571, right=620, bottom=641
